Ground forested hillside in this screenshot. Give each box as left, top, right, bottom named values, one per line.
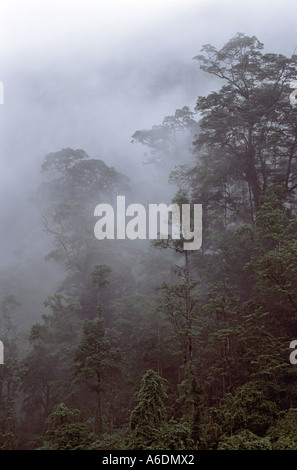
left=1, top=33, right=297, bottom=450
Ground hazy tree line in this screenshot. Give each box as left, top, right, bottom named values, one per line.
left=1, top=33, right=297, bottom=450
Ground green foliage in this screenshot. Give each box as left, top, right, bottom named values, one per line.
left=91, top=264, right=112, bottom=317
left=130, top=370, right=167, bottom=431
left=156, top=280, right=200, bottom=364
left=215, top=382, right=278, bottom=437
left=241, top=193, right=297, bottom=337
left=189, top=33, right=297, bottom=228
left=38, top=148, right=130, bottom=300
left=74, top=318, right=120, bottom=386
left=19, top=295, right=83, bottom=440
left=88, top=429, right=129, bottom=450
left=91, top=265, right=111, bottom=291
left=129, top=369, right=167, bottom=449
left=0, top=295, right=20, bottom=447
left=74, top=317, right=121, bottom=435
left=268, top=408, right=297, bottom=450
left=42, top=403, right=91, bottom=450
left=158, top=418, right=194, bottom=450
left=0, top=432, right=15, bottom=450
left=131, top=107, right=197, bottom=168
left=129, top=370, right=193, bottom=450
left=218, top=430, right=272, bottom=450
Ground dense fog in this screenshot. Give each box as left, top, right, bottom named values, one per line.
left=1, top=0, right=297, bottom=452
left=1, top=0, right=296, bottom=265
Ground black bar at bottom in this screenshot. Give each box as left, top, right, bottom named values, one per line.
left=0, top=449, right=293, bottom=465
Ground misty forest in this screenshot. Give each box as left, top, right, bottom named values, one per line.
left=2, top=32, right=297, bottom=451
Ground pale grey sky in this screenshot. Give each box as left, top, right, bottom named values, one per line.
left=0, top=0, right=297, bottom=262
left=0, top=0, right=296, bottom=173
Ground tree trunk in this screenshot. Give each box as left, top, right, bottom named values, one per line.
left=184, top=250, right=193, bottom=364
left=94, top=376, right=102, bottom=436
